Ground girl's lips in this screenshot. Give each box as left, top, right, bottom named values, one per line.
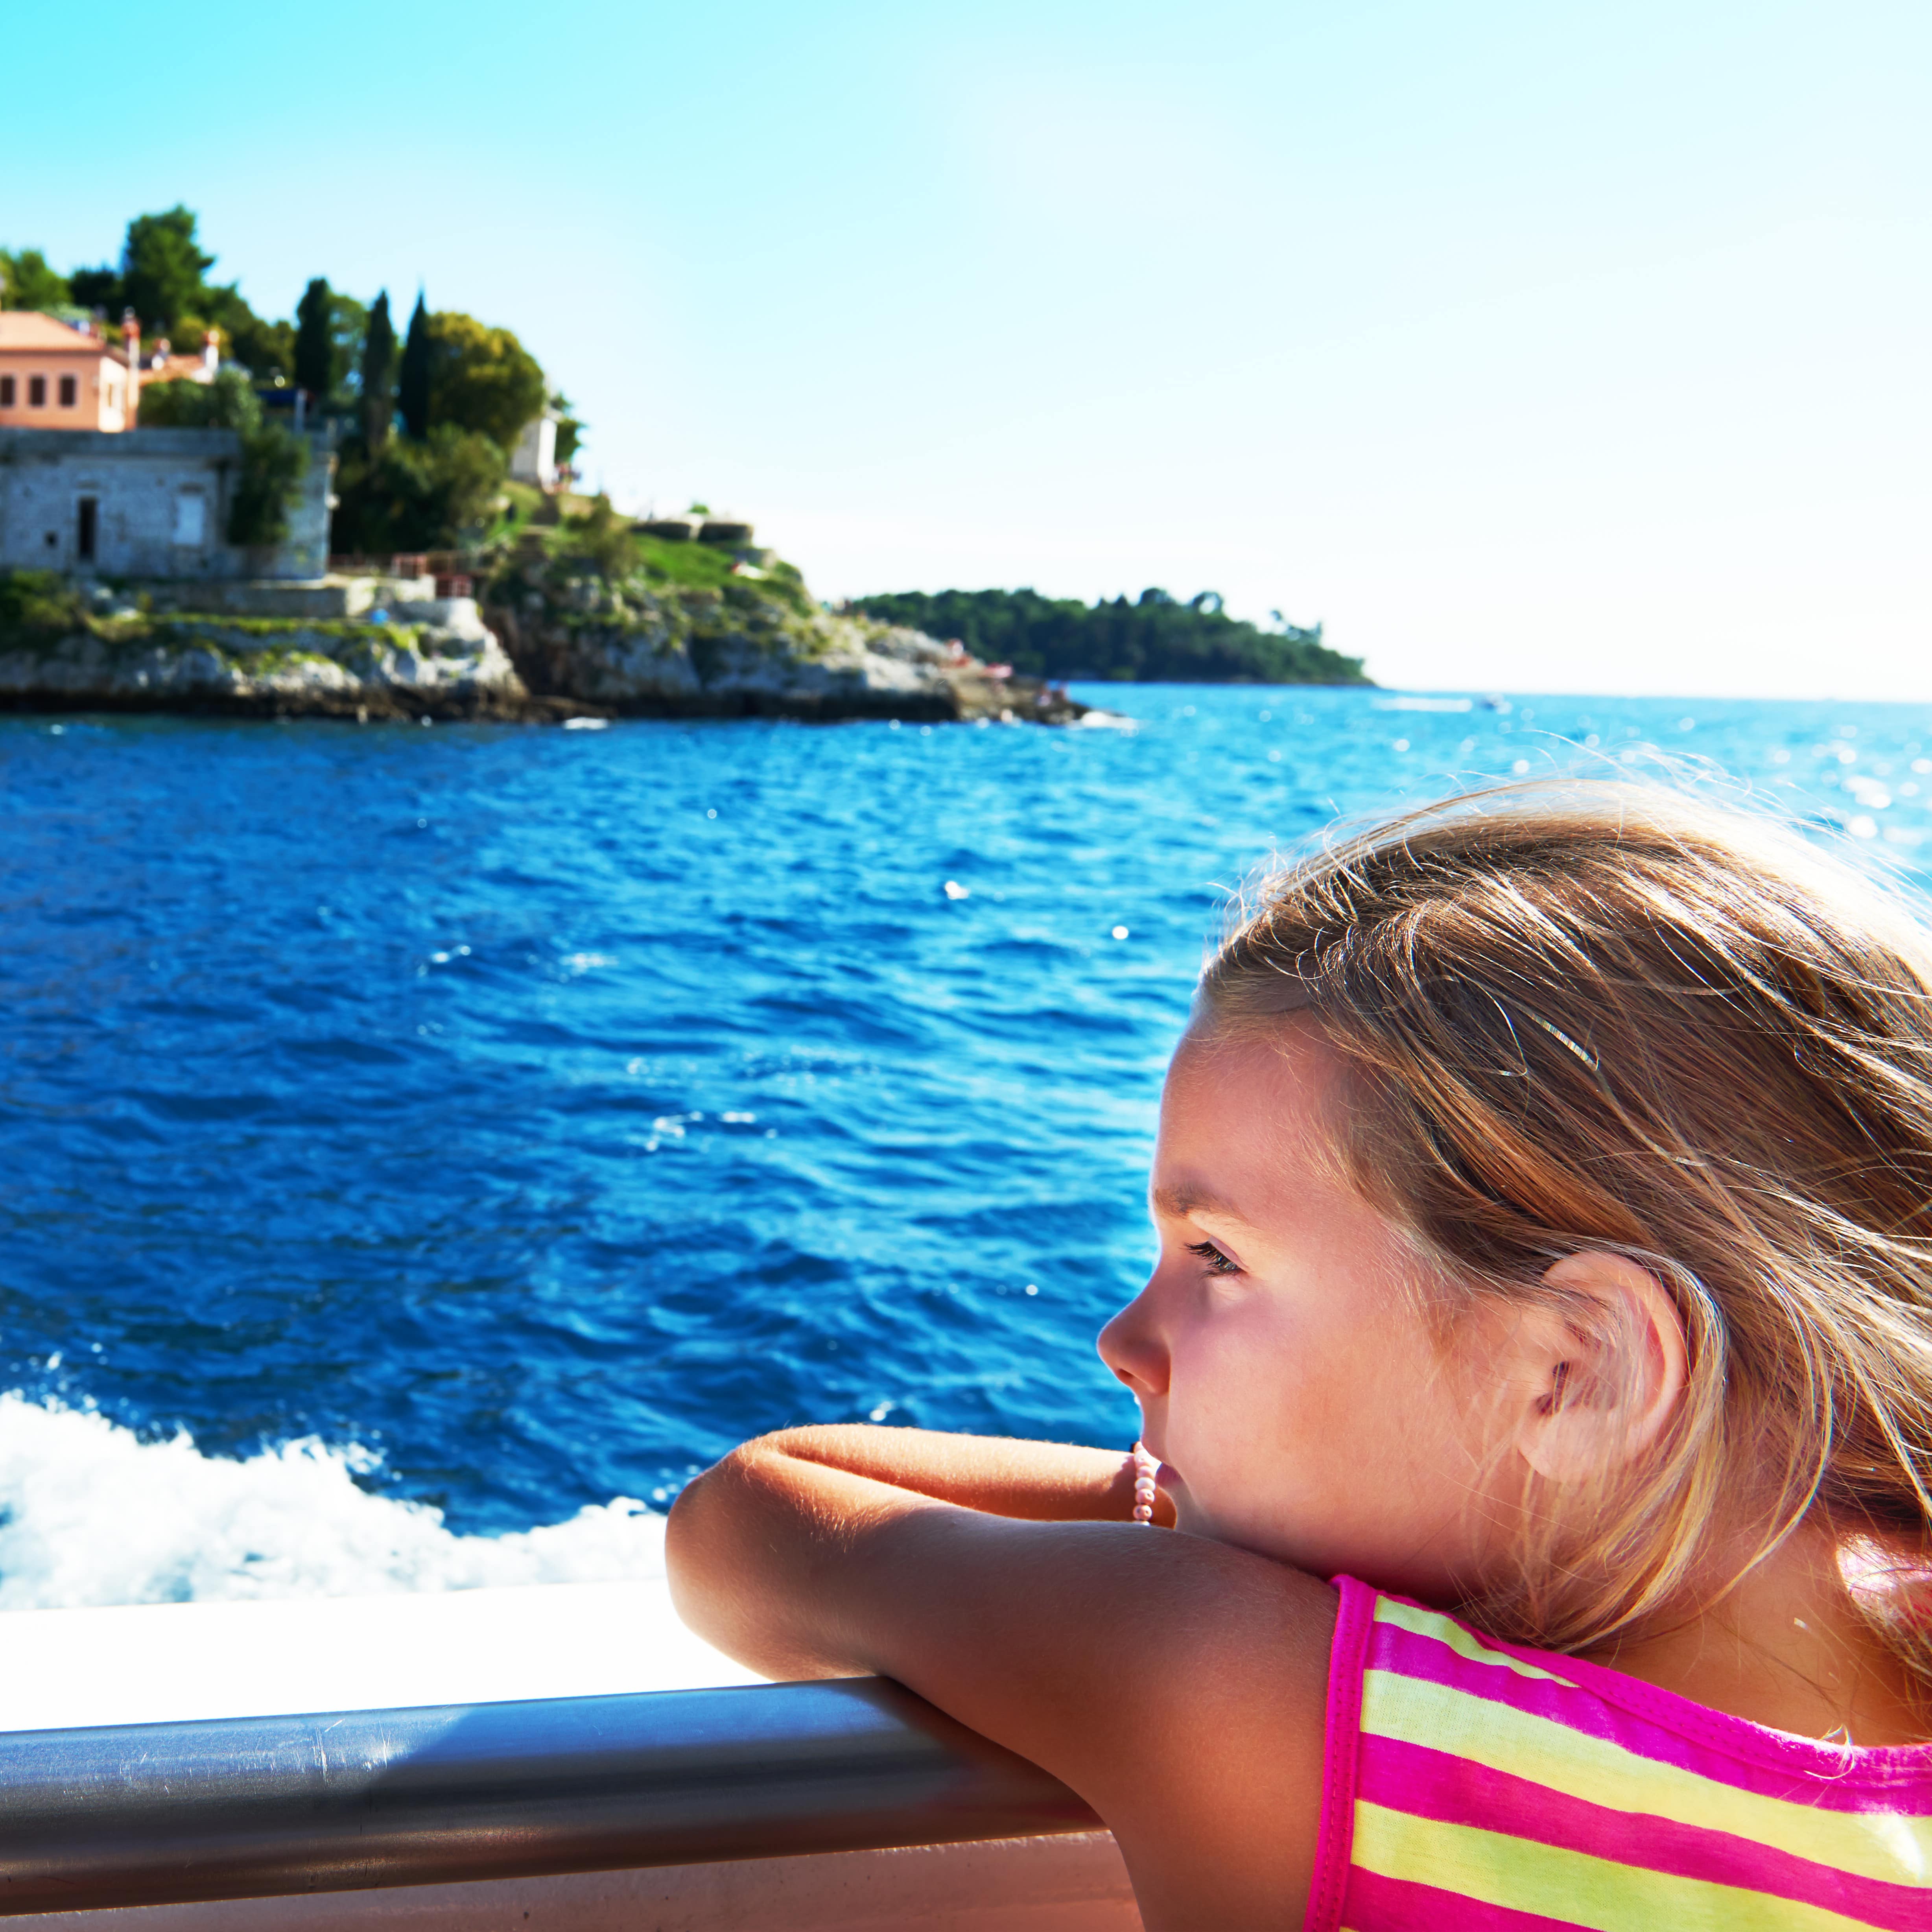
left=1155, top=1462, right=1182, bottom=1489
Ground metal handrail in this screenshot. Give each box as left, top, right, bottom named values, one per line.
left=0, top=1679, right=1099, bottom=1917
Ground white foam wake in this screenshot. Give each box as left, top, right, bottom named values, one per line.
left=0, top=1393, right=667, bottom=1610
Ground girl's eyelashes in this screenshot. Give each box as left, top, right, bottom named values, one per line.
left=1186, top=1239, right=1241, bottom=1277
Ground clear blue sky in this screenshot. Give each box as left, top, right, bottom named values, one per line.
left=6, top=1, right=1926, bottom=695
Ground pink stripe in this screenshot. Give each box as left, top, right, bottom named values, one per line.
left=1360, top=1734, right=1932, bottom=1931
left=1368, top=1616, right=1932, bottom=1811
left=1340, top=1864, right=1589, bottom=1930
left=1304, top=1576, right=1372, bottom=1932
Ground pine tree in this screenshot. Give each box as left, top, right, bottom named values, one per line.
left=121, top=207, right=215, bottom=337
left=361, top=291, right=397, bottom=452
left=293, top=278, right=333, bottom=398
left=398, top=293, right=431, bottom=441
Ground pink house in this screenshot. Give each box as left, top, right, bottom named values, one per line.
left=0, top=312, right=135, bottom=431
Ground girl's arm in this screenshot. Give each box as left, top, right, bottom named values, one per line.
left=674, top=1423, right=1177, bottom=1528
left=666, top=1426, right=1336, bottom=1932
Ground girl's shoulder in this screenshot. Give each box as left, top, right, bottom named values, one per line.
left=1308, top=1576, right=1932, bottom=1932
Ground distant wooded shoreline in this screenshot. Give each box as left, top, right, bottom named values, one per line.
left=848, top=586, right=1368, bottom=686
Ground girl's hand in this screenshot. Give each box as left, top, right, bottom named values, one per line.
left=666, top=1426, right=1335, bottom=1932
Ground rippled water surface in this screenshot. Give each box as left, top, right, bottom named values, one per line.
left=6, top=688, right=1932, bottom=1601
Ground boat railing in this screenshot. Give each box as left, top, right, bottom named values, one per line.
left=0, top=1677, right=1099, bottom=1917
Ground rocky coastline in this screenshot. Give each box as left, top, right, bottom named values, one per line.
left=0, top=551, right=1093, bottom=728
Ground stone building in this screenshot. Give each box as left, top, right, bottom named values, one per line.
left=0, top=427, right=334, bottom=580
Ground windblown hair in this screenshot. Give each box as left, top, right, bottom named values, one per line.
left=1199, top=780, right=1932, bottom=1690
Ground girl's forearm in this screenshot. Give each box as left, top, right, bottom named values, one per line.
left=701, top=1425, right=1172, bottom=1525
left=664, top=1428, right=1174, bottom=1679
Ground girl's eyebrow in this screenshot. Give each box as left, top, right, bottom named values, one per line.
left=1150, top=1182, right=1252, bottom=1225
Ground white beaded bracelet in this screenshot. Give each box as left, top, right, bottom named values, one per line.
left=1129, top=1441, right=1161, bottom=1525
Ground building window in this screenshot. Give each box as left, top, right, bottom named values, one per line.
left=28, top=375, right=46, bottom=407
left=59, top=375, right=77, bottom=407
left=77, top=498, right=98, bottom=562
left=0, top=376, right=13, bottom=407
left=172, top=491, right=207, bottom=547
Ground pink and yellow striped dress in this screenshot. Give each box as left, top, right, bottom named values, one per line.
left=1306, top=1576, right=1932, bottom=1930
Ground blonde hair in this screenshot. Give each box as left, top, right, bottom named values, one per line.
left=1199, top=778, right=1932, bottom=1687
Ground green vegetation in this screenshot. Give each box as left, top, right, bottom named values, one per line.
left=136, top=370, right=309, bottom=547
left=329, top=288, right=550, bottom=553
left=0, top=570, right=87, bottom=636
left=398, top=295, right=430, bottom=441
left=107, top=208, right=211, bottom=337
left=293, top=278, right=334, bottom=396
left=332, top=426, right=506, bottom=555
left=0, top=247, right=72, bottom=312
left=332, top=306, right=547, bottom=553
left=551, top=395, right=583, bottom=468
left=425, top=312, right=545, bottom=451
left=512, top=496, right=813, bottom=618
left=849, top=585, right=1366, bottom=685
left=63, top=206, right=295, bottom=379
left=361, top=293, right=396, bottom=451
left=0, top=570, right=424, bottom=665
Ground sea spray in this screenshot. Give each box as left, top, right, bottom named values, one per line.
left=0, top=1394, right=665, bottom=1609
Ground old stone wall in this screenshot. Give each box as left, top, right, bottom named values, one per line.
left=0, top=428, right=332, bottom=581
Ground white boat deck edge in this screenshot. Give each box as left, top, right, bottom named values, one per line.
left=0, top=1578, right=762, bottom=1731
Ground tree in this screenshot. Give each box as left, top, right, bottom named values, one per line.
left=120, top=206, right=216, bottom=335
left=326, top=291, right=369, bottom=400
left=361, top=292, right=397, bottom=452
left=551, top=391, right=584, bottom=468
left=227, top=422, right=310, bottom=548
left=64, top=209, right=287, bottom=373
left=1, top=248, right=72, bottom=312
left=220, top=306, right=295, bottom=382
left=293, top=278, right=333, bottom=397
left=561, top=494, right=632, bottom=575
left=330, top=424, right=505, bottom=555
left=135, top=367, right=262, bottom=430
left=425, top=311, right=544, bottom=452
left=848, top=585, right=1367, bottom=684
left=398, top=293, right=431, bottom=440
left=67, top=263, right=122, bottom=315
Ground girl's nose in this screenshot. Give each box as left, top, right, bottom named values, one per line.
left=1097, top=1283, right=1169, bottom=1397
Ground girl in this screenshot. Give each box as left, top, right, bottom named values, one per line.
left=667, top=782, right=1932, bottom=1930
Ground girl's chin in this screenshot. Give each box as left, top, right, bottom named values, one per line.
left=1163, top=1475, right=1212, bottom=1537
left=1165, top=1489, right=1316, bottom=1568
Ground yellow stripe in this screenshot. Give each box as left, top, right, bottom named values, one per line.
left=1363, top=1670, right=1932, bottom=1886
left=1372, top=1595, right=1576, bottom=1685
left=1353, top=1801, right=1884, bottom=1931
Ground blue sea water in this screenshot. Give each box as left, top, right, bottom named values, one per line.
left=4, top=686, right=1932, bottom=1604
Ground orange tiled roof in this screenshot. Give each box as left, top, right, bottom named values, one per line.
left=0, top=311, right=113, bottom=354
left=140, top=354, right=213, bottom=387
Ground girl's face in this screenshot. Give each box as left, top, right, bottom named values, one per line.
left=1098, top=1021, right=1510, bottom=1599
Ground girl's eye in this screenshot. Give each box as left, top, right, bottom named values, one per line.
left=1186, top=1239, right=1241, bottom=1277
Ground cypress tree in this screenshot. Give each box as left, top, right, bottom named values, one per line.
left=398, top=293, right=431, bottom=441
left=293, top=277, right=333, bottom=398
left=361, top=291, right=397, bottom=452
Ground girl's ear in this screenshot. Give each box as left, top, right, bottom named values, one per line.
left=1508, top=1252, right=1688, bottom=1486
